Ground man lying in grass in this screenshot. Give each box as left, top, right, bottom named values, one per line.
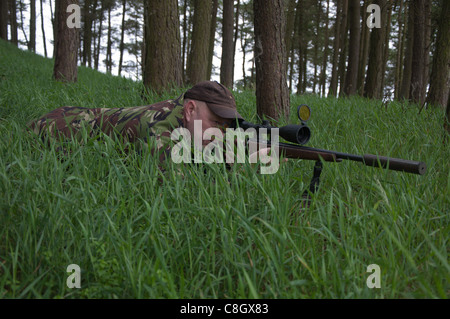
left=28, top=81, right=245, bottom=162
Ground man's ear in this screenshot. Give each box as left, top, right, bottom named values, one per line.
left=184, top=100, right=196, bottom=122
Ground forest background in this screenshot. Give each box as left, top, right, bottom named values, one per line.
left=0, top=0, right=448, bottom=122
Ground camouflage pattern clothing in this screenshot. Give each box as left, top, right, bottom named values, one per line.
left=27, top=95, right=185, bottom=161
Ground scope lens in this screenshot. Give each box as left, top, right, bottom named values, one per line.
left=297, top=105, right=311, bottom=122
left=296, top=125, right=311, bottom=144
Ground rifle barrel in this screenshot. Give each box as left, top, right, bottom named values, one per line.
left=263, top=142, right=427, bottom=175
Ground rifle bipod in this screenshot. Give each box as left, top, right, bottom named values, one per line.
left=301, top=161, right=323, bottom=208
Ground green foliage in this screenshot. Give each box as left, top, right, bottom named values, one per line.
left=0, top=40, right=448, bottom=299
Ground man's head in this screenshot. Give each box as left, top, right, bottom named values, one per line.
left=182, top=81, right=242, bottom=145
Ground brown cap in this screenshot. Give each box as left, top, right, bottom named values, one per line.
left=184, top=81, right=243, bottom=120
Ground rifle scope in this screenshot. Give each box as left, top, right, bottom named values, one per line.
left=231, top=105, right=312, bottom=145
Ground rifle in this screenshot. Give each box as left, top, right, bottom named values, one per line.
left=231, top=105, right=426, bottom=198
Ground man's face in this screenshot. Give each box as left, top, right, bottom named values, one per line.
left=183, top=100, right=231, bottom=146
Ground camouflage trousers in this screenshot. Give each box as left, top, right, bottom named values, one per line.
left=27, top=99, right=185, bottom=161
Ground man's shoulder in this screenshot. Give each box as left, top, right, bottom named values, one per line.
left=125, top=97, right=184, bottom=119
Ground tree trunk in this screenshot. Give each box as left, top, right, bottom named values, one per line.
left=320, top=0, right=330, bottom=96
left=94, top=1, right=103, bottom=71
left=284, top=0, right=296, bottom=69
left=19, top=1, right=29, bottom=48
left=181, top=0, right=188, bottom=84
left=364, top=0, right=386, bottom=99
left=337, top=0, right=348, bottom=97
left=118, top=0, right=126, bottom=76
left=106, top=5, right=112, bottom=73
left=295, top=0, right=305, bottom=95
left=50, top=0, right=56, bottom=58
left=394, top=0, right=405, bottom=100
left=232, top=0, right=240, bottom=83
left=399, top=0, right=414, bottom=100
left=426, top=0, right=450, bottom=109
left=40, top=0, right=47, bottom=56
left=207, top=0, right=218, bottom=81
left=186, top=0, right=212, bottom=85
left=29, top=0, right=36, bottom=52
left=53, top=0, right=79, bottom=83
left=421, top=0, right=432, bottom=104
left=312, top=0, right=321, bottom=94
left=409, top=0, right=426, bottom=105
left=143, top=0, right=182, bottom=94
left=9, top=0, right=18, bottom=46
left=357, top=0, right=370, bottom=96
left=0, top=0, right=7, bottom=41
left=240, top=9, right=247, bottom=89
left=254, top=0, right=290, bottom=122
left=329, top=0, right=343, bottom=97
left=82, top=0, right=93, bottom=68
left=220, top=0, right=235, bottom=89
left=343, top=0, right=360, bottom=96
left=379, top=1, right=392, bottom=99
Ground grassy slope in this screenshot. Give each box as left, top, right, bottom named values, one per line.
left=0, top=39, right=448, bottom=298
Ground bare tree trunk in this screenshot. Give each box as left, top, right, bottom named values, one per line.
left=399, top=0, right=414, bottom=100
left=185, top=4, right=193, bottom=84
left=186, top=0, right=212, bottom=85
left=380, top=1, right=392, bottom=98
left=207, top=0, right=218, bottom=81
left=19, top=0, right=29, bottom=48
left=337, top=0, right=348, bottom=97
left=421, top=0, right=432, bottom=103
left=143, top=0, right=182, bottom=94
left=82, top=0, right=93, bottom=68
left=0, top=0, right=7, bottom=40
left=329, top=0, right=342, bottom=96
left=220, top=0, right=235, bottom=89
left=29, top=0, right=36, bottom=52
left=343, top=0, right=360, bottom=96
left=106, top=5, right=112, bottom=73
left=232, top=0, right=240, bottom=83
left=364, top=0, right=386, bottom=99
left=320, top=0, right=330, bottom=96
left=181, top=0, right=188, bottom=84
left=394, top=0, right=405, bottom=100
left=284, top=0, right=296, bottom=68
left=118, top=0, right=126, bottom=76
left=295, top=0, right=306, bottom=95
left=53, top=0, right=79, bottom=83
left=357, top=0, right=370, bottom=96
left=254, top=0, right=289, bottom=122
left=50, top=0, right=56, bottom=58
left=9, top=0, right=18, bottom=46
left=312, top=0, right=321, bottom=94
left=94, top=1, right=103, bottom=71
left=410, top=0, right=426, bottom=105
left=40, top=0, right=47, bottom=56
left=426, top=0, right=450, bottom=109
left=240, top=10, right=247, bottom=89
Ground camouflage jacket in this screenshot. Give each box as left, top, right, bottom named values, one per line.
left=28, top=96, right=185, bottom=161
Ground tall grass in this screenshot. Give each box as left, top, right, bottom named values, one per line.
left=0, top=40, right=448, bottom=298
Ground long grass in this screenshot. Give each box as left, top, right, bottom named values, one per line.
left=0, top=40, right=448, bottom=299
